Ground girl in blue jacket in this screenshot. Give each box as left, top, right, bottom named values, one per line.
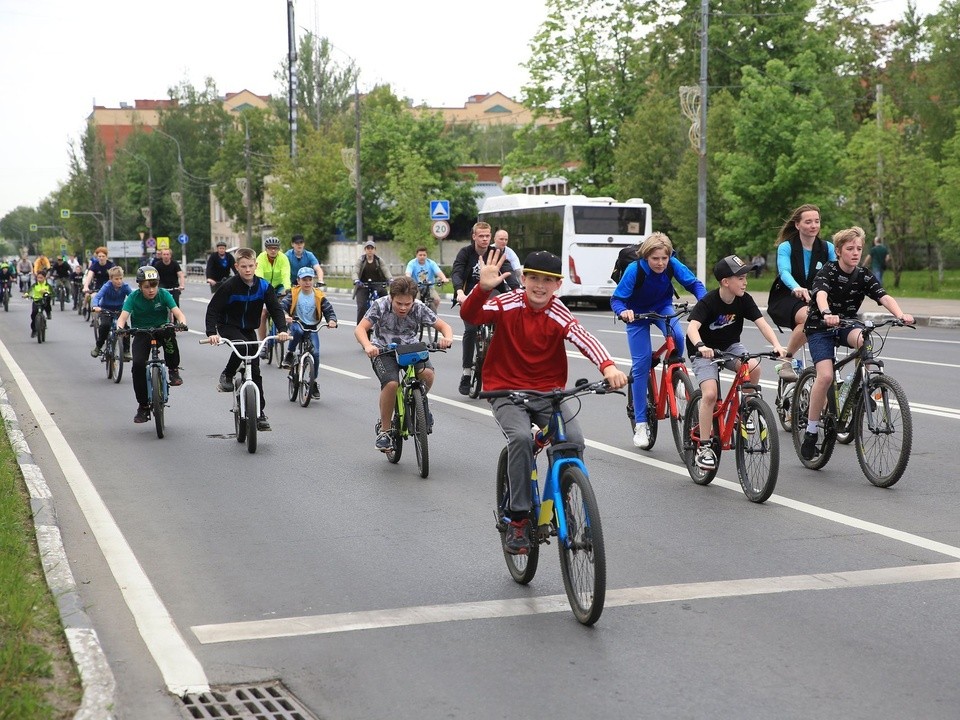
left=610, top=233, right=706, bottom=449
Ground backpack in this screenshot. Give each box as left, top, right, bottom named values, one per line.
left=611, top=248, right=678, bottom=298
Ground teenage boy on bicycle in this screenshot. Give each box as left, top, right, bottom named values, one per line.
left=798, top=226, right=913, bottom=461
left=354, top=276, right=454, bottom=450
left=460, top=250, right=627, bottom=555
left=281, top=266, right=338, bottom=399
left=685, top=255, right=787, bottom=471
left=115, top=266, right=188, bottom=424
left=205, top=247, right=290, bottom=431
left=91, top=266, right=133, bottom=360
left=25, top=269, right=53, bottom=338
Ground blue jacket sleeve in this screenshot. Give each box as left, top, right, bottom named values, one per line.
left=777, top=241, right=799, bottom=291
left=672, top=258, right=706, bottom=301
left=610, top=261, right=638, bottom=315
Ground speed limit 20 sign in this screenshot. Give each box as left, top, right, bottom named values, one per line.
left=431, top=220, right=450, bottom=240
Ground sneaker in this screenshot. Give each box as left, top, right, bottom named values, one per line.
left=257, top=413, right=271, bottom=431
left=800, top=431, right=819, bottom=461
left=458, top=373, right=471, bottom=396
left=218, top=372, right=233, bottom=392
left=282, top=351, right=294, bottom=368
left=168, top=369, right=183, bottom=387
left=259, top=346, right=270, bottom=360
left=375, top=431, right=392, bottom=451
left=695, top=443, right=718, bottom=470
left=30, top=330, right=36, bottom=338
left=741, top=413, right=756, bottom=434
left=504, top=518, right=532, bottom=555
left=134, top=404, right=151, bottom=424
left=310, top=382, right=320, bottom=400
left=632, top=423, right=652, bottom=450
left=777, top=361, right=799, bottom=381
left=90, top=345, right=102, bottom=358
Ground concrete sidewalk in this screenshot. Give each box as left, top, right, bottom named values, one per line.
left=860, top=296, right=960, bottom=329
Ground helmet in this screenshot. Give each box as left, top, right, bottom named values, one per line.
left=264, top=236, right=281, bottom=248
left=136, top=266, right=160, bottom=284
left=297, top=266, right=316, bottom=279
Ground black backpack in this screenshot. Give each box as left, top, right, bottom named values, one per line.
left=611, top=247, right=679, bottom=298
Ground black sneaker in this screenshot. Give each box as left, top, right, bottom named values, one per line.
left=695, top=443, right=718, bottom=470
left=218, top=373, right=233, bottom=392
left=310, top=382, right=320, bottom=400
left=458, top=373, right=471, bottom=396
left=134, top=404, right=151, bottom=423
left=504, top=518, right=531, bottom=555
left=168, top=368, right=183, bottom=386
left=282, top=351, right=294, bottom=368
left=800, top=431, right=819, bottom=461
left=257, top=413, right=271, bottom=431
left=90, top=345, right=102, bottom=358
left=259, top=346, right=270, bottom=360
left=375, top=431, right=392, bottom=451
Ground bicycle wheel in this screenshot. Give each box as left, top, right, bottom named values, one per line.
left=557, top=465, right=606, bottom=626
left=468, top=333, right=486, bottom=399
left=113, top=335, right=124, bottom=384
left=2, top=290, right=8, bottom=312
left=234, top=391, right=246, bottom=443
left=82, top=300, right=91, bottom=322
left=790, top=367, right=836, bottom=470
left=287, top=360, right=299, bottom=402
left=244, top=384, right=258, bottom=454
left=105, top=339, right=116, bottom=380
left=775, top=378, right=795, bottom=432
left=59, top=287, right=65, bottom=311
left=735, top=395, right=779, bottom=503
left=272, top=338, right=286, bottom=368
left=643, top=375, right=658, bottom=449
left=669, top=369, right=695, bottom=461
left=151, top=365, right=165, bottom=439
left=681, top=390, right=720, bottom=485
left=299, top=355, right=314, bottom=408
left=36, top=313, right=46, bottom=343
left=854, top=375, right=912, bottom=488
left=411, top=387, right=430, bottom=478
left=385, top=405, right=403, bottom=464
left=495, top=447, right=539, bottom=584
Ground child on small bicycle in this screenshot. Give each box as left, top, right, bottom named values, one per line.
left=799, top=226, right=913, bottom=461
left=461, top=250, right=627, bottom=555
left=25, top=269, right=52, bottom=338
left=205, top=247, right=290, bottom=431
left=91, top=266, right=133, bottom=359
left=406, top=246, right=448, bottom=312
left=281, top=267, right=338, bottom=399
left=354, top=276, right=453, bottom=451
left=685, top=256, right=787, bottom=471
left=115, top=266, right=188, bottom=424
left=611, top=232, right=706, bottom=449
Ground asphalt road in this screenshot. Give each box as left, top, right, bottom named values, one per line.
left=1, top=283, right=959, bottom=719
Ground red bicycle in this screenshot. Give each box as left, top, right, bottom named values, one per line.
left=624, top=302, right=695, bottom=460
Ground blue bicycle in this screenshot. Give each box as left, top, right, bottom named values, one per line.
left=123, top=323, right=186, bottom=439
left=481, top=379, right=613, bottom=625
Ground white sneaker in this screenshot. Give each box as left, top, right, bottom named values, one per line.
left=632, top=423, right=651, bottom=449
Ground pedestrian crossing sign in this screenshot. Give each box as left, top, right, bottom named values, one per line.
left=430, top=200, right=450, bottom=220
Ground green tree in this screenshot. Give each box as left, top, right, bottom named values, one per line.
left=282, top=34, right=359, bottom=132
left=387, top=147, right=439, bottom=259
left=936, top=108, right=960, bottom=274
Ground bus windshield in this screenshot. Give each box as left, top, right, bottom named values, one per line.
left=573, top=206, right=648, bottom=236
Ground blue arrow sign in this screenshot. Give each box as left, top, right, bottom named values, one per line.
left=430, top=200, right=450, bottom=220
left=177, top=233, right=189, bottom=245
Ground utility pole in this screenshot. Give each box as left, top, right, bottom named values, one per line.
left=875, top=83, right=885, bottom=243
left=287, top=0, right=298, bottom=159
left=355, top=80, right=362, bottom=245
left=696, top=0, right=709, bottom=283
left=245, top=116, right=253, bottom=247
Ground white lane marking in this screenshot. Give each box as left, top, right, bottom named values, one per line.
left=0, top=340, right=209, bottom=696
left=192, top=561, right=960, bottom=643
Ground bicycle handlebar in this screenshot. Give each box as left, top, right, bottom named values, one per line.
left=120, top=323, right=188, bottom=336
left=693, top=350, right=781, bottom=365
left=199, top=334, right=279, bottom=361
left=479, top=378, right=612, bottom=402
left=620, top=302, right=690, bottom=323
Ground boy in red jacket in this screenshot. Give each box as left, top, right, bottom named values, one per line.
left=460, top=249, right=627, bottom=554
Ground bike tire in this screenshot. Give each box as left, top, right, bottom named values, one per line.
left=495, top=447, right=539, bottom=584
left=299, top=355, right=314, bottom=408
left=854, top=375, right=912, bottom=488
left=59, top=289, right=65, bottom=311
left=105, top=341, right=116, bottom=380
left=776, top=378, right=795, bottom=432
left=235, top=389, right=246, bottom=444
left=244, top=384, right=258, bottom=454
left=411, top=387, right=429, bottom=478
left=82, top=301, right=90, bottom=322
left=790, top=367, right=836, bottom=470
left=468, top=332, right=486, bottom=399
left=682, top=390, right=720, bottom=485
left=385, top=405, right=403, bottom=464
left=151, top=365, right=165, bottom=439
left=272, top=338, right=286, bottom=369
left=557, top=465, right=606, bottom=626
left=113, top=336, right=124, bottom=384
left=287, top=359, right=299, bottom=402
left=36, top=313, right=46, bottom=343
left=644, top=375, right=658, bottom=450
left=669, top=369, right=695, bottom=461
left=735, top=395, right=779, bottom=503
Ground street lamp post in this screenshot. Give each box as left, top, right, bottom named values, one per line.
left=154, top=128, right=187, bottom=268
left=118, top=148, right=153, bottom=256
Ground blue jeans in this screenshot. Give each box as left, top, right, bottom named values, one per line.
left=625, top=314, right=684, bottom=422
left=290, top=322, right=320, bottom=382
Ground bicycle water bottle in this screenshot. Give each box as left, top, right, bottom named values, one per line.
left=838, top=373, right=853, bottom=406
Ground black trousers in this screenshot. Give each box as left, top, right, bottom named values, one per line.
left=219, top=326, right=266, bottom=412
left=131, top=329, right=180, bottom=405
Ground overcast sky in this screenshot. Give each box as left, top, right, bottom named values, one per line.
left=0, top=0, right=939, bottom=220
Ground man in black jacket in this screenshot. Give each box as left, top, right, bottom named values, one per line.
left=204, top=247, right=289, bottom=430
left=452, top=221, right=519, bottom=395
left=205, top=240, right=236, bottom=293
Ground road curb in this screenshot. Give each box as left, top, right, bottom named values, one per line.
left=860, top=311, right=960, bottom=329
left=0, top=377, right=117, bottom=720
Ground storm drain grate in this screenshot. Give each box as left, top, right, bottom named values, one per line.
left=180, top=682, right=321, bottom=720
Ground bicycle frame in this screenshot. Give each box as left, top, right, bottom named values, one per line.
left=145, top=342, right=169, bottom=405
left=706, top=360, right=754, bottom=451
left=532, top=416, right=588, bottom=549
left=625, top=303, right=690, bottom=422
left=822, top=324, right=891, bottom=434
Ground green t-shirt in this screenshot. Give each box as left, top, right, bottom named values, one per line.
left=122, top=288, right=177, bottom=328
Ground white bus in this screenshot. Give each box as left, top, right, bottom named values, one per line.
left=478, top=194, right=653, bottom=306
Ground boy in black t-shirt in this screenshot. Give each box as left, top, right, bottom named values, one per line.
left=686, top=255, right=786, bottom=470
